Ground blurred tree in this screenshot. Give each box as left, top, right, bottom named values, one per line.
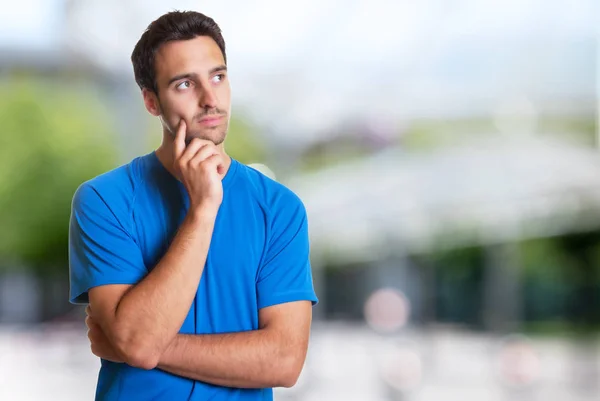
left=428, top=246, right=485, bottom=328
left=224, top=116, right=266, bottom=165
left=0, top=77, right=117, bottom=275
left=557, top=232, right=600, bottom=335
left=519, top=238, right=569, bottom=326
left=299, top=136, right=371, bottom=173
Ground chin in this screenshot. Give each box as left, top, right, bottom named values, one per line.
left=186, top=129, right=227, bottom=146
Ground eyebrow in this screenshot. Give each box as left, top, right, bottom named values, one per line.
left=167, top=65, right=228, bottom=86
left=167, top=72, right=198, bottom=86
left=210, top=65, right=227, bottom=74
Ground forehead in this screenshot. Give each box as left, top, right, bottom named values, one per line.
left=154, top=36, right=225, bottom=81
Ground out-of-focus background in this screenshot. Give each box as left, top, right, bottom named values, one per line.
left=0, top=0, right=599, bottom=400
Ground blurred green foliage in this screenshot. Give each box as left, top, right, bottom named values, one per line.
left=299, top=137, right=370, bottom=173
left=401, top=116, right=596, bottom=151
left=0, top=77, right=117, bottom=274
left=425, top=235, right=600, bottom=332
left=224, top=115, right=266, bottom=165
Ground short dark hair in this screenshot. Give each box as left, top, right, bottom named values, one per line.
left=131, top=10, right=227, bottom=93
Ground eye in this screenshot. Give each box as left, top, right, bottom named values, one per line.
left=176, top=81, right=192, bottom=90
left=212, top=74, right=225, bottom=84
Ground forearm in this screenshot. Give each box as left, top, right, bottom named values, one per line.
left=157, top=330, right=298, bottom=388
left=110, top=208, right=216, bottom=362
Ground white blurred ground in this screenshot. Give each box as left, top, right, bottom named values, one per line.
left=0, top=322, right=598, bottom=401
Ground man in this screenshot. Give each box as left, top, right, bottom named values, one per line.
left=68, top=10, right=318, bottom=401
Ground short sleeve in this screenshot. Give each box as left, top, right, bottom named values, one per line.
left=69, top=183, right=147, bottom=304
left=256, top=195, right=319, bottom=310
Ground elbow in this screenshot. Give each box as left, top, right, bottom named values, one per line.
left=279, top=374, right=300, bottom=389
left=121, top=345, right=160, bottom=370
left=276, top=353, right=305, bottom=388
left=112, top=328, right=161, bottom=370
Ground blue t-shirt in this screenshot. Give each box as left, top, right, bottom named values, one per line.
left=68, top=152, right=318, bottom=401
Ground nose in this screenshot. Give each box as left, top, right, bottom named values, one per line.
left=198, top=83, right=218, bottom=110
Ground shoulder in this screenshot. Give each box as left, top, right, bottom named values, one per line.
left=237, top=162, right=306, bottom=215
left=236, top=162, right=307, bottom=233
left=72, top=154, right=150, bottom=225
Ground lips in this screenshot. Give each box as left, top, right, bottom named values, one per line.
left=198, top=115, right=223, bottom=127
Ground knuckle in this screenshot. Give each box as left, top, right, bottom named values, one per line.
left=199, top=159, right=214, bottom=169
left=190, top=138, right=206, bottom=147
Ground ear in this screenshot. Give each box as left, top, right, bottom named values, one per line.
left=142, top=88, right=161, bottom=117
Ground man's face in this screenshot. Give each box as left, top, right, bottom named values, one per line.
left=150, top=36, right=231, bottom=145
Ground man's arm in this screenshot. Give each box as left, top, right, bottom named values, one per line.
left=88, top=207, right=215, bottom=370
left=157, top=301, right=312, bottom=388
left=152, top=182, right=317, bottom=388
left=86, top=300, right=312, bottom=387
left=87, top=122, right=226, bottom=370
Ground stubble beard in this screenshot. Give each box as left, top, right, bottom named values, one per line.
left=185, top=127, right=227, bottom=146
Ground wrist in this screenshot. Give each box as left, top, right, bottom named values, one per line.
left=187, top=203, right=219, bottom=224
left=159, top=335, right=179, bottom=366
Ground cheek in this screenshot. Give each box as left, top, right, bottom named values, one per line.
left=161, top=96, right=194, bottom=121
left=217, top=83, right=231, bottom=100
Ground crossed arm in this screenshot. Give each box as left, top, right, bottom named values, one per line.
left=87, top=288, right=311, bottom=388
left=157, top=300, right=311, bottom=388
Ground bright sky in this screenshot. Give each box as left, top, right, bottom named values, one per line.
left=0, top=0, right=63, bottom=49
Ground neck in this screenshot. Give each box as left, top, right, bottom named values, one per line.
left=155, top=130, right=231, bottom=181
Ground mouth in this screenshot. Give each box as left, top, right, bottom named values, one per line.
left=197, top=115, right=224, bottom=127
